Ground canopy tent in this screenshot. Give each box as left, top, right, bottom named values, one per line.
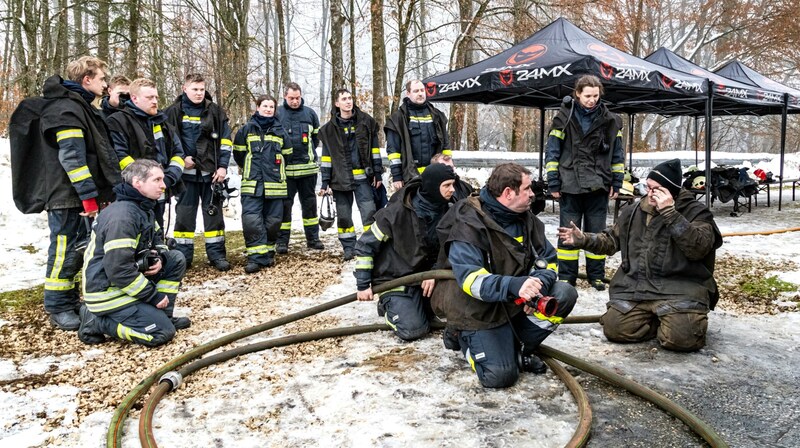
left=715, top=60, right=800, bottom=210
left=716, top=60, right=800, bottom=108
left=645, top=48, right=785, bottom=116
left=422, top=18, right=709, bottom=116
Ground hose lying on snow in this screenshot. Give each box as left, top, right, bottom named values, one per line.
left=721, top=226, right=800, bottom=237
left=110, top=269, right=727, bottom=448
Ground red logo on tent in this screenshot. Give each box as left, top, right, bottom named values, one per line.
left=425, top=82, right=437, bottom=97
left=506, top=44, right=547, bottom=66
left=716, top=83, right=726, bottom=92
left=661, top=75, right=675, bottom=88
left=587, top=43, right=627, bottom=64
left=499, top=70, right=514, bottom=86
left=691, top=68, right=705, bottom=76
left=600, top=62, right=614, bottom=80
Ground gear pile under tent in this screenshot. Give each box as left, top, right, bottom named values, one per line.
left=421, top=17, right=800, bottom=211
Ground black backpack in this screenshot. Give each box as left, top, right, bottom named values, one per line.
left=9, top=96, right=52, bottom=214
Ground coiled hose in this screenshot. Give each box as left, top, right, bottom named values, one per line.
left=109, top=270, right=728, bottom=448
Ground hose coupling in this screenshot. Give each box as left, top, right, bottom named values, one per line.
left=159, top=371, right=183, bottom=391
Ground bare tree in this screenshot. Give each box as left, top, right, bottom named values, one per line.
left=370, top=0, right=388, bottom=142
left=329, top=0, right=346, bottom=99
left=275, top=0, right=290, bottom=86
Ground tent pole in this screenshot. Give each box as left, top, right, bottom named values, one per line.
left=539, top=107, right=545, bottom=180
left=694, top=117, right=699, bottom=166
left=705, top=82, right=714, bottom=209
left=628, top=113, right=635, bottom=169
left=779, top=93, right=788, bottom=211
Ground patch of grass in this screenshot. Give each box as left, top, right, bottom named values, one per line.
left=740, top=275, right=797, bottom=299
left=20, top=244, right=37, bottom=254
left=0, top=285, right=44, bottom=313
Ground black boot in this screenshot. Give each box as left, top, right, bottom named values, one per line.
left=50, top=310, right=80, bottom=331
left=171, top=316, right=192, bottom=330
left=78, top=304, right=106, bottom=344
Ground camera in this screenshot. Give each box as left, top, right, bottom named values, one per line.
left=135, top=249, right=161, bottom=273
left=514, top=294, right=558, bottom=317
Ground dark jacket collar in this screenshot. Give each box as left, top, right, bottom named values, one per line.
left=113, top=183, right=156, bottom=211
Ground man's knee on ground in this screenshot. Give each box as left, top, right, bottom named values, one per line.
left=140, top=327, right=176, bottom=348
left=476, top=363, right=518, bottom=389
left=658, top=312, right=707, bottom=352
left=550, top=281, right=578, bottom=317
left=601, top=308, right=655, bottom=343
left=162, top=250, right=187, bottom=278
left=393, top=320, right=430, bottom=341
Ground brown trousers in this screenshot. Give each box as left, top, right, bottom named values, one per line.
left=600, top=300, right=708, bottom=352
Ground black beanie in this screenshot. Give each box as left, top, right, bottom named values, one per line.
left=647, top=158, right=683, bottom=197
left=419, top=164, right=457, bottom=204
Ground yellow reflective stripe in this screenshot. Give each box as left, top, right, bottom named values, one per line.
left=280, top=222, right=292, bottom=230
left=370, top=222, right=387, bottom=241
left=387, top=153, right=401, bottom=160
left=50, top=234, right=67, bottom=280
left=585, top=252, right=607, bottom=260
left=371, top=147, right=380, bottom=154
left=533, top=311, right=564, bottom=325
left=384, top=313, right=398, bottom=331
left=45, top=278, right=74, bottom=291
left=56, top=128, right=84, bottom=141
left=547, top=262, right=558, bottom=272
left=417, top=166, right=426, bottom=174
left=247, top=134, right=261, bottom=142
left=170, top=156, right=185, bottom=167
left=103, top=238, right=138, bottom=252
left=546, top=161, right=559, bottom=172
left=182, top=116, right=201, bottom=123
left=557, top=248, right=579, bottom=261
left=550, top=129, right=565, bottom=140
left=264, top=135, right=284, bottom=145
left=233, top=144, right=247, bottom=152
left=156, top=279, right=180, bottom=294
left=462, top=268, right=490, bottom=298
left=320, top=155, right=332, bottom=162
left=363, top=224, right=371, bottom=232
left=120, top=156, right=135, bottom=170
left=204, top=230, right=224, bottom=238
left=466, top=349, right=477, bottom=372
left=409, top=115, right=433, bottom=122
left=153, top=125, right=163, bottom=139
left=514, top=235, right=523, bottom=243
left=116, top=323, right=153, bottom=342
left=355, top=256, right=373, bottom=270
left=303, top=217, right=319, bottom=226
left=220, top=138, right=233, bottom=147
left=120, top=273, right=149, bottom=296
left=173, top=231, right=194, bottom=239
left=352, top=169, right=366, bottom=175
left=616, top=130, right=623, bottom=138
left=67, top=165, right=92, bottom=183
left=611, top=163, right=625, bottom=173
left=338, top=226, right=355, bottom=234
left=442, top=149, right=452, bottom=156
left=246, top=245, right=269, bottom=255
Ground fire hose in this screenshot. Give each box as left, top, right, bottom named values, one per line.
left=107, top=270, right=729, bottom=448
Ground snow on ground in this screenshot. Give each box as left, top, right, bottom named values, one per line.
left=1, top=139, right=800, bottom=447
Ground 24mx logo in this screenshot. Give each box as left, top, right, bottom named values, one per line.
left=515, top=64, right=572, bottom=82
left=615, top=68, right=651, bottom=82
left=437, top=76, right=482, bottom=94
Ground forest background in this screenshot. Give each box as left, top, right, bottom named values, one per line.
left=1, top=0, right=799, bottom=156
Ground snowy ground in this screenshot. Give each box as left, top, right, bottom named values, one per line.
left=1, top=140, right=799, bottom=447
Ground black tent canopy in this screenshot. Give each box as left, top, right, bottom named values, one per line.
left=422, top=18, right=709, bottom=115
left=715, top=60, right=800, bottom=109
left=645, top=48, right=786, bottom=115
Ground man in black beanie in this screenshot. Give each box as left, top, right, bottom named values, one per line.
left=353, top=164, right=456, bottom=341
left=558, top=158, right=723, bottom=352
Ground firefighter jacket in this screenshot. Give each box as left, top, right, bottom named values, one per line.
left=164, top=93, right=233, bottom=179
left=34, top=75, right=120, bottom=210
left=276, top=99, right=320, bottom=178
left=106, top=102, right=185, bottom=193
left=545, top=101, right=624, bottom=195
left=82, top=183, right=173, bottom=315
left=431, top=188, right=559, bottom=331
left=233, top=114, right=291, bottom=198
left=318, top=106, right=382, bottom=191
left=354, top=178, right=446, bottom=290
left=385, top=98, right=450, bottom=183
left=579, top=189, right=723, bottom=308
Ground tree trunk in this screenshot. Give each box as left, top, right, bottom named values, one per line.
left=97, top=0, right=110, bottom=63
left=73, top=0, right=86, bottom=56
left=319, top=0, right=329, bottom=114
left=275, top=0, right=290, bottom=85
left=389, top=0, right=417, bottom=113
left=370, top=0, right=387, bottom=143
left=348, top=0, right=356, bottom=95
left=126, top=0, right=140, bottom=77
left=329, top=0, right=345, bottom=99
left=259, top=0, right=271, bottom=93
